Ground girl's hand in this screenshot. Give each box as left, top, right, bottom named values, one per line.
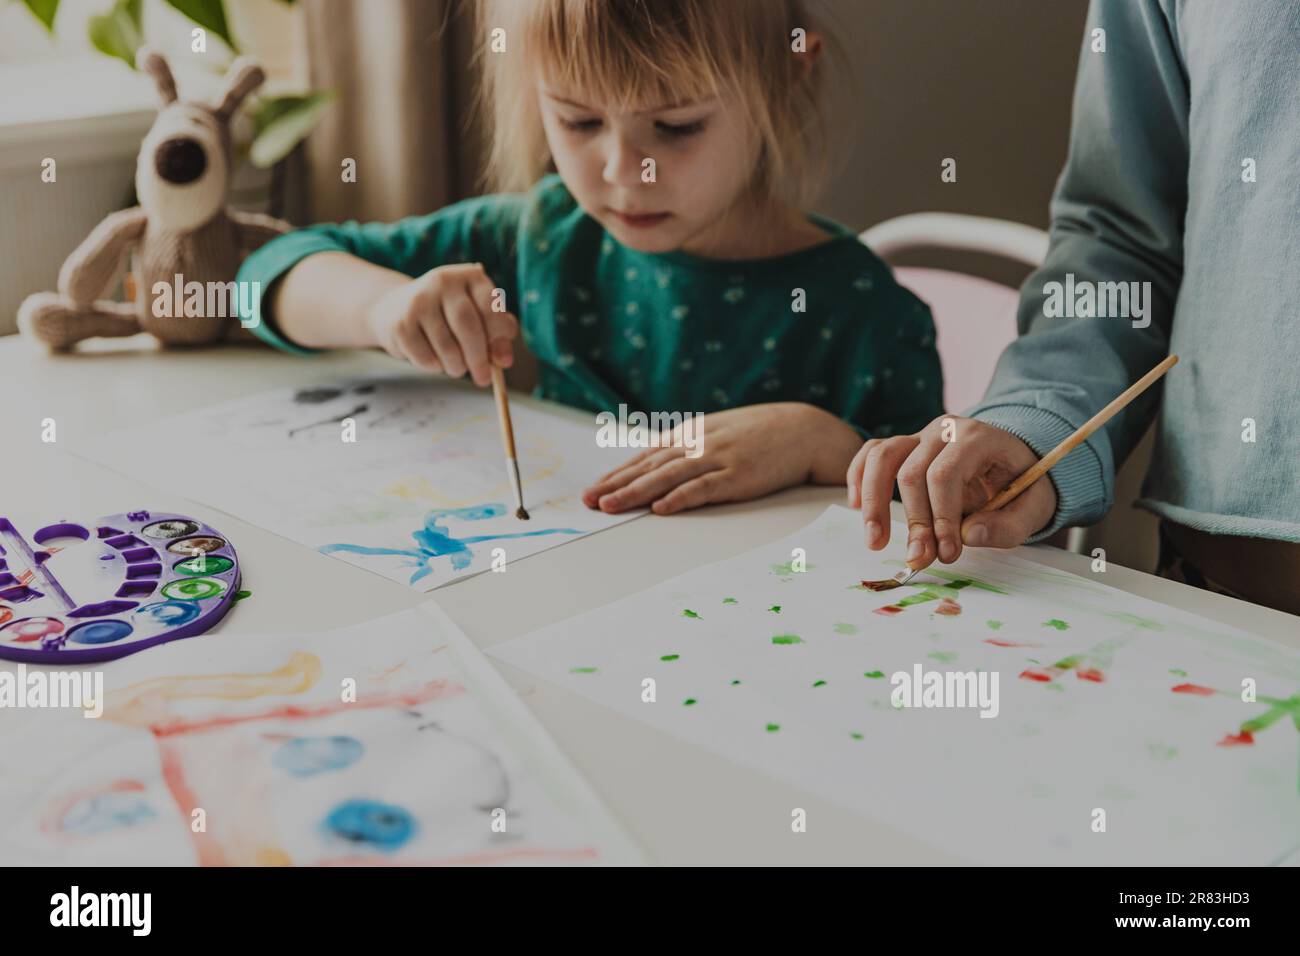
left=364, top=263, right=518, bottom=386
left=582, top=403, right=864, bottom=515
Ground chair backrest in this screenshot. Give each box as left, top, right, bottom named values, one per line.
left=891, top=266, right=1020, bottom=414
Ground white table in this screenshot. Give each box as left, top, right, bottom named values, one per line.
left=2, top=334, right=1296, bottom=865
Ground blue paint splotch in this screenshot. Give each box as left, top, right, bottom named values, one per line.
left=323, top=799, right=416, bottom=852
left=320, top=503, right=582, bottom=584
left=62, top=792, right=157, bottom=834
left=272, top=735, right=364, bottom=777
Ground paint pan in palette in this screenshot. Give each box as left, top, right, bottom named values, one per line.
left=0, top=510, right=241, bottom=664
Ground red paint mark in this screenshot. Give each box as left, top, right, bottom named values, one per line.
left=1076, top=668, right=1105, bottom=683
left=874, top=605, right=903, bottom=616
left=983, top=639, right=1040, bottom=648
left=1019, top=669, right=1054, bottom=682
left=860, top=578, right=902, bottom=592
left=148, top=679, right=465, bottom=738
left=1217, top=731, right=1254, bottom=747
left=1172, top=683, right=1216, bottom=696
left=0, top=606, right=11, bottom=626
left=934, top=598, right=962, bottom=616
left=158, top=741, right=226, bottom=866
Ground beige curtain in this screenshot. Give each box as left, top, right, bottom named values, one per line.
left=286, top=0, right=482, bottom=225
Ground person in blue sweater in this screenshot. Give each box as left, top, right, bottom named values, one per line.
left=848, top=0, right=1299, bottom=615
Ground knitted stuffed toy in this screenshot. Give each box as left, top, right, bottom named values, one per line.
left=19, top=49, right=290, bottom=351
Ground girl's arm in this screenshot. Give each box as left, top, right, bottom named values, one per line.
left=236, top=195, right=526, bottom=356
left=267, top=252, right=407, bottom=350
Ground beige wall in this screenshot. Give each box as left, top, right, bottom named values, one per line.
left=814, top=0, right=1090, bottom=284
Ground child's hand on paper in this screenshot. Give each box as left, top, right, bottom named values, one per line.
left=846, top=415, right=1058, bottom=568
left=583, top=403, right=863, bottom=515
left=365, top=263, right=518, bottom=386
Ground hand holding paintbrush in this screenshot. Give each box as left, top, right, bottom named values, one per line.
left=858, top=354, right=1179, bottom=587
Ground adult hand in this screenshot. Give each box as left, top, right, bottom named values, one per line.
left=846, top=415, right=1058, bottom=568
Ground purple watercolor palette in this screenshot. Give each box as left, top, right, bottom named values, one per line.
left=0, top=510, right=241, bottom=664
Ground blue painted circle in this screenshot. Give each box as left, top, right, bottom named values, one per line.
left=67, top=620, right=134, bottom=645
left=135, top=601, right=201, bottom=627
left=323, top=800, right=416, bottom=851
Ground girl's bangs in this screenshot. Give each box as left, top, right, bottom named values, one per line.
left=522, top=1, right=729, bottom=109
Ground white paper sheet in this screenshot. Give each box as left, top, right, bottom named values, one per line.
left=73, top=376, right=643, bottom=590
left=491, top=505, right=1300, bottom=865
left=0, top=605, right=642, bottom=865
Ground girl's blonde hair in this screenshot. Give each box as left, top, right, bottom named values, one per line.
left=477, top=0, right=828, bottom=206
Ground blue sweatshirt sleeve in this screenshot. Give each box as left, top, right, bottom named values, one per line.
left=965, top=0, right=1188, bottom=541
left=235, top=193, right=527, bottom=354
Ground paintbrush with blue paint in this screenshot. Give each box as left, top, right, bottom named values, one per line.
left=490, top=365, right=529, bottom=520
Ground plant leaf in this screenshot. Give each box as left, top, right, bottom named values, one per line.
left=249, top=91, right=334, bottom=168
left=87, top=0, right=144, bottom=69
left=164, top=0, right=237, bottom=52
left=22, top=0, right=60, bottom=31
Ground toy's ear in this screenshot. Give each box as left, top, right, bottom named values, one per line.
left=213, top=57, right=266, bottom=121
left=137, top=47, right=179, bottom=105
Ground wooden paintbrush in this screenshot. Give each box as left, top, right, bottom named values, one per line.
left=875, top=354, right=1180, bottom=587
left=490, top=364, right=529, bottom=520
left=963, top=353, right=1178, bottom=528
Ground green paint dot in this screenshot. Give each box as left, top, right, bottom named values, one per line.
left=1147, top=742, right=1178, bottom=761
left=683, top=698, right=697, bottom=706
left=833, top=622, right=859, bottom=635
left=1043, top=619, right=1070, bottom=631
left=660, top=654, right=679, bottom=661
left=682, top=609, right=700, bottom=619
left=730, top=679, right=741, bottom=686
left=570, top=667, right=598, bottom=674
left=850, top=732, right=864, bottom=740
left=768, top=605, right=781, bottom=613
left=1169, top=668, right=1187, bottom=677
left=175, top=555, right=234, bottom=576
left=723, top=597, right=738, bottom=604
left=986, top=620, right=1003, bottom=630
left=812, top=680, right=826, bottom=687
left=765, top=723, right=780, bottom=732
left=771, top=634, right=803, bottom=645
left=864, top=670, right=885, bottom=679
left=928, top=651, right=957, bottom=663
left=161, top=577, right=226, bottom=602
left=232, top=589, right=252, bottom=603
left=1027, top=658, right=1041, bottom=665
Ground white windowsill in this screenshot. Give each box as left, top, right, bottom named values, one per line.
left=0, top=57, right=157, bottom=170
left=0, top=55, right=242, bottom=171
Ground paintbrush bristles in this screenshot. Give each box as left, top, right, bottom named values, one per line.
left=516, top=507, right=530, bottom=521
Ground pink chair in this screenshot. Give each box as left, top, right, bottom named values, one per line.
left=860, top=213, right=1048, bottom=414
